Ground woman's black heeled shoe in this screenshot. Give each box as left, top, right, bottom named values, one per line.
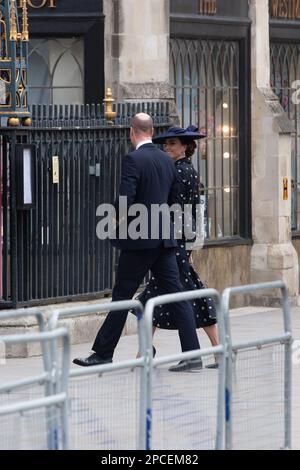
left=136, top=346, right=156, bottom=359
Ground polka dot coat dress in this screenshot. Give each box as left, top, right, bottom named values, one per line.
left=137, top=156, right=217, bottom=330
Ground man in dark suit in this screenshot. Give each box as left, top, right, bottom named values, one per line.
left=73, top=113, right=202, bottom=372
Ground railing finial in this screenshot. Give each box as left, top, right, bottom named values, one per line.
left=103, top=87, right=117, bottom=124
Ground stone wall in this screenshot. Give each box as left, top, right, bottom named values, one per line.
left=0, top=299, right=138, bottom=358
left=194, top=244, right=252, bottom=308
left=103, top=0, right=173, bottom=101
left=292, top=238, right=300, bottom=291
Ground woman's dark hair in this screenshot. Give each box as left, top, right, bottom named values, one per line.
left=179, top=138, right=197, bottom=158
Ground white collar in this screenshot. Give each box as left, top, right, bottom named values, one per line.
left=136, top=139, right=153, bottom=150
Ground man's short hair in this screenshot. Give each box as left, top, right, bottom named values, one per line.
left=131, top=113, right=154, bottom=135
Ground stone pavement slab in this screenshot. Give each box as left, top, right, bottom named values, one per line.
left=1, top=306, right=299, bottom=450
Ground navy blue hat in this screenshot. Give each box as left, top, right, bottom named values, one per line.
left=153, top=125, right=206, bottom=144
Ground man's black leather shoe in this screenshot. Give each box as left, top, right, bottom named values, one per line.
left=168, top=358, right=203, bottom=372
left=73, top=353, right=112, bottom=367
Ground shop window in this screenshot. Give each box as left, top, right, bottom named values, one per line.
left=270, top=43, right=300, bottom=233
left=170, top=38, right=240, bottom=241
left=28, top=37, right=84, bottom=105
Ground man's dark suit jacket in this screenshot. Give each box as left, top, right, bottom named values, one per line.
left=111, top=142, right=180, bottom=251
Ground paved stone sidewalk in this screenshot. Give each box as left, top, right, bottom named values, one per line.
left=1, top=306, right=299, bottom=450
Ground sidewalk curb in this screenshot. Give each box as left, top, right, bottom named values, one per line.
left=0, top=300, right=289, bottom=358
left=0, top=297, right=138, bottom=358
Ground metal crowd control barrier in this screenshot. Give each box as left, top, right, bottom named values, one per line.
left=0, top=308, right=49, bottom=370
left=0, top=282, right=293, bottom=450
left=0, top=307, right=58, bottom=449
left=144, top=288, right=226, bottom=450
left=48, top=300, right=148, bottom=450
left=0, top=328, right=70, bottom=450
left=222, top=281, right=293, bottom=450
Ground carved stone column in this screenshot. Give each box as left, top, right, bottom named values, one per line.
left=250, top=0, right=299, bottom=305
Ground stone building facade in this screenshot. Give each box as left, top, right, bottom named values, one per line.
left=3, top=0, right=300, bottom=306
left=103, top=0, right=300, bottom=306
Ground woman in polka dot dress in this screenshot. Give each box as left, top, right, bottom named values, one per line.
left=137, top=126, right=219, bottom=368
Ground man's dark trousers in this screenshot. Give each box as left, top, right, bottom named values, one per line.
left=92, top=246, right=200, bottom=360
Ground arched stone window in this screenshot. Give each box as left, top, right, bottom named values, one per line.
left=28, top=37, right=84, bottom=105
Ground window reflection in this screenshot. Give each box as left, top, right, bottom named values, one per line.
left=170, top=39, right=240, bottom=240
left=28, top=37, right=84, bottom=106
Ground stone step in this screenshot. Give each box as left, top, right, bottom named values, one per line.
left=0, top=298, right=138, bottom=358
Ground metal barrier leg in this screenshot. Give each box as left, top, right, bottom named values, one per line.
left=0, top=329, right=70, bottom=450
left=222, top=281, right=293, bottom=450
left=144, top=288, right=226, bottom=451
left=48, top=299, right=146, bottom=450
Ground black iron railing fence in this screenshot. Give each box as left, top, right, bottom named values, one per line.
left=0, top=102, right=170, bottom=308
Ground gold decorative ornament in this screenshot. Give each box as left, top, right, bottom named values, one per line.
left=270, top=0, right=300, bottom=19
left=10, top=0, right=18, bottom=41
left=1, top=0, right=31, bottom=124
left=8, top=116, right=20, bottom=126
left=21, top=0, right=29, bottom=41
left=22, top=116, right=32, bottom=126
left=103, top=88, right=117, bottom=124
left=199, top=0, right=217, bottom=15
left=19, top=0, right=56, bottom=8
left=0, top=11, right=8, bottom=59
